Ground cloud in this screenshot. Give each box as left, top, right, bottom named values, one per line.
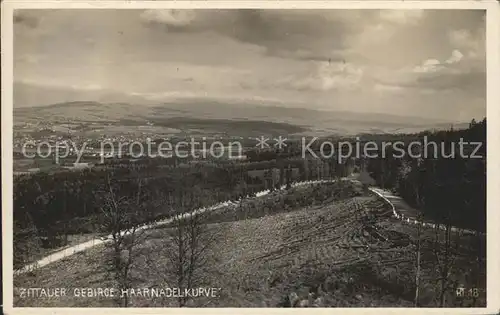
left=13, top=10, right=39, bottom=28
left=372, top=45, right=483, bottom=96
left=413, top=59, right=443, bottom=73
left=411, top=49, right=464, bottom=74
left=445, top=49, right=464, bottom=64
left=139, top=9, right=363, bottom=62
left=15, top=54, right=42, bottom=64
left=136, top=9, right=483, bottom=68
left=378, top=9, right=424, bottom=25
left=414, top=68, right=484, bottom=93
left=13, top=9, right=486, bottom=121
left=140, top=9, right=196, bottom=28
left=449, top=28, right=484, bottom=59
left=270, top=49, right=347, bottom=63
left=450, top=29, right=473, bottom=46
left=373, top=83, right=404, bottom=93
left=276, top=61, right=364, bottom=92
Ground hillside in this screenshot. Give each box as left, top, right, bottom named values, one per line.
left=13, top=99, right=468, bottom=136
left=14, top=182, right=485, bottom=307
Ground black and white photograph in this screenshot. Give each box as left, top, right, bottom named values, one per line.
left=2, top=1, right=499, bottom=312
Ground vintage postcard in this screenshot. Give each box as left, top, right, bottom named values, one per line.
left=2, top=1, right=499, bottom=314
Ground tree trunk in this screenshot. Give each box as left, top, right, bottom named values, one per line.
left=414, top=221, right=421, bottom=306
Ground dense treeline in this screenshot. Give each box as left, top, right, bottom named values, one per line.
left=205, top=181, right=362, bottom=225
left=13, top=154, right=351, bottom=268
left=366, top=118, right=486, bottom=231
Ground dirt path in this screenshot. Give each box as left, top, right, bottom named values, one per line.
left=18, top=175, right=481, bottom=275
left=369, top=186, right=483, bottom=236
left=16, top=178, right=349, bottom=274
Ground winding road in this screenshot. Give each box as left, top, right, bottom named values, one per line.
left=16, top=177, right=483, bottom=275
left=16, top=179, right=339, bottom=274
left=370, top=186, right=484, bottom=236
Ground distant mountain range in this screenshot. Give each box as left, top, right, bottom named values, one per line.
left=14, top=99, right=469, bottom=136
left=13, top=82, right=469, bottom=136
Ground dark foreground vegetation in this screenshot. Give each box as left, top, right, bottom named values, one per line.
left=13, top=118, right=486, bottom=307
left=14, top=181, right=485, bottom=307
left=13, top=152, right=353, bottom=269
left=366, top=118, right=486, bottom=232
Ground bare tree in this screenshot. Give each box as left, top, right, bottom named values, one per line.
left=235, top=179, right=248, bottom=211
left=14, top=213, right=42, bottom=272
left=153, top=191, right=220, bottom=307
left=303, top=158, right=310, bottom=181
left=431, top=214, right=457, bottom=307
left=96, top=175, right=149, bottom=307
left=471, top=229, right=484, bottom=306
left=414, top=213, right=423, bottom=307
left=316, top=159, right=321, bottom=180
left=412, top=182, right=425, bottom=307
left=286, top=164, right=292, bottom=190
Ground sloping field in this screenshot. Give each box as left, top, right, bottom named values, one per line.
left=14, top=186, right=485, bottom=307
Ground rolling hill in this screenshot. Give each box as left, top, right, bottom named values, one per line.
left=13, top=98, right=469, bottom=137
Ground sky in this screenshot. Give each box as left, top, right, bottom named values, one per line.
left=13, top=9, right=486, bottom=121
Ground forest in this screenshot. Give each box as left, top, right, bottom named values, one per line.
left=13, top=151, right=351, bottom=268
left=13, top=118, right=486, bottom=269
left=366, top=118, right=486, bottom=232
